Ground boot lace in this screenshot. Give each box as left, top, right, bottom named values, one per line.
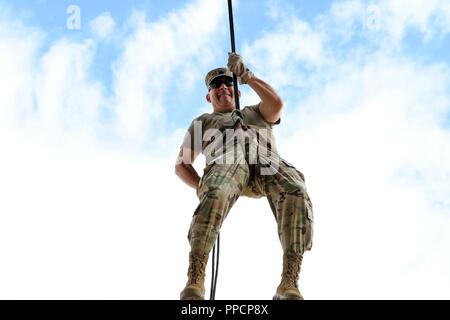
left=188, top=254, right=207, bottom=284
left=285, top=253, right=302, bottom=289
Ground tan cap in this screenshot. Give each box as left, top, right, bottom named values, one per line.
left=204, top=67, right=233, bottom=87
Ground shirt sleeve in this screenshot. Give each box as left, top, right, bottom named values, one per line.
left=180, top=116, right=204, bottom=156
left=244, top=103, right=281, bottom=126
left=181, top=120, right=195, bottom=150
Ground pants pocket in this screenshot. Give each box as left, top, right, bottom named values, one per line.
left=304, top=197, right=314, bottom=251
left=196, top=164, right=214, bottom=198
left=306, top=197, right=313, bottom=222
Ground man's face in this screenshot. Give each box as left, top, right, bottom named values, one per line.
left=206, top=76, right=240, bottom=112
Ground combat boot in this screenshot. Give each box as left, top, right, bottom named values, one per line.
left=180, top=252, right=208, bottom=300
left=273, top=252, right=304, bottom=300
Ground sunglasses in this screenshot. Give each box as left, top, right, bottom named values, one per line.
left=209, top=77, right=234, bottom=90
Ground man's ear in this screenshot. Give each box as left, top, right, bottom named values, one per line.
left=206, top=93, right=211, bottom=103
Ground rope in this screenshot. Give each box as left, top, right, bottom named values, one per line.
left=210, top=234, right=220, bottom=300
left=209, top=0, right=240, bottom=300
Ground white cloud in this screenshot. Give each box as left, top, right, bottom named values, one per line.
left=35, top=39, right=104, bottom=135
left=89, top=12, right=116, bottom=40
left=0, top=136, right=197, bottom=298
left=0, top=11, right=43, bottom=128
left=279, top=55, right=450, bottom=298
left=0, top=6, right=106, bottom=141
left=378, top=0, right=446, bottom=41
left=327, top=0, right=450, bottom=44
left=243, top=18, right=326, bottom=86
left=112, top=0, right=226, bottom=143
left=328, top=0, right=365, bottom=40
left=265, top=0, right=295, bottom=20
left=436, top=1, right=450, bottom=33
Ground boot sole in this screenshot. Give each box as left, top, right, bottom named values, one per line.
left=180, top=286, right=205, bottom=300
left=273, top=293, right=304, bottom=300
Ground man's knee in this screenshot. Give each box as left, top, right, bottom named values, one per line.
left=281, top=180, right=308, bottom=195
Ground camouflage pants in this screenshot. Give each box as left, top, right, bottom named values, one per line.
left=188, top=159, right=313, bottom=255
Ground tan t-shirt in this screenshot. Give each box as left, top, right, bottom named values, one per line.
left=181, top=103, right=280, bottom=166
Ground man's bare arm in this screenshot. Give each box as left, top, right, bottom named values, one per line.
left=227, top=54, right=283, bottom=124
left=247, top=76, right=283, bottom=124
left=175, top=147, right=200, bottom=190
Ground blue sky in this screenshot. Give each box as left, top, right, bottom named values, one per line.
left=1, top=0, right=450, bottom=299
left=2, top=0, right=449, bottom=138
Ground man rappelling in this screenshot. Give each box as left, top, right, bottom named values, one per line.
left=175, top=53, right=314, bottom=300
